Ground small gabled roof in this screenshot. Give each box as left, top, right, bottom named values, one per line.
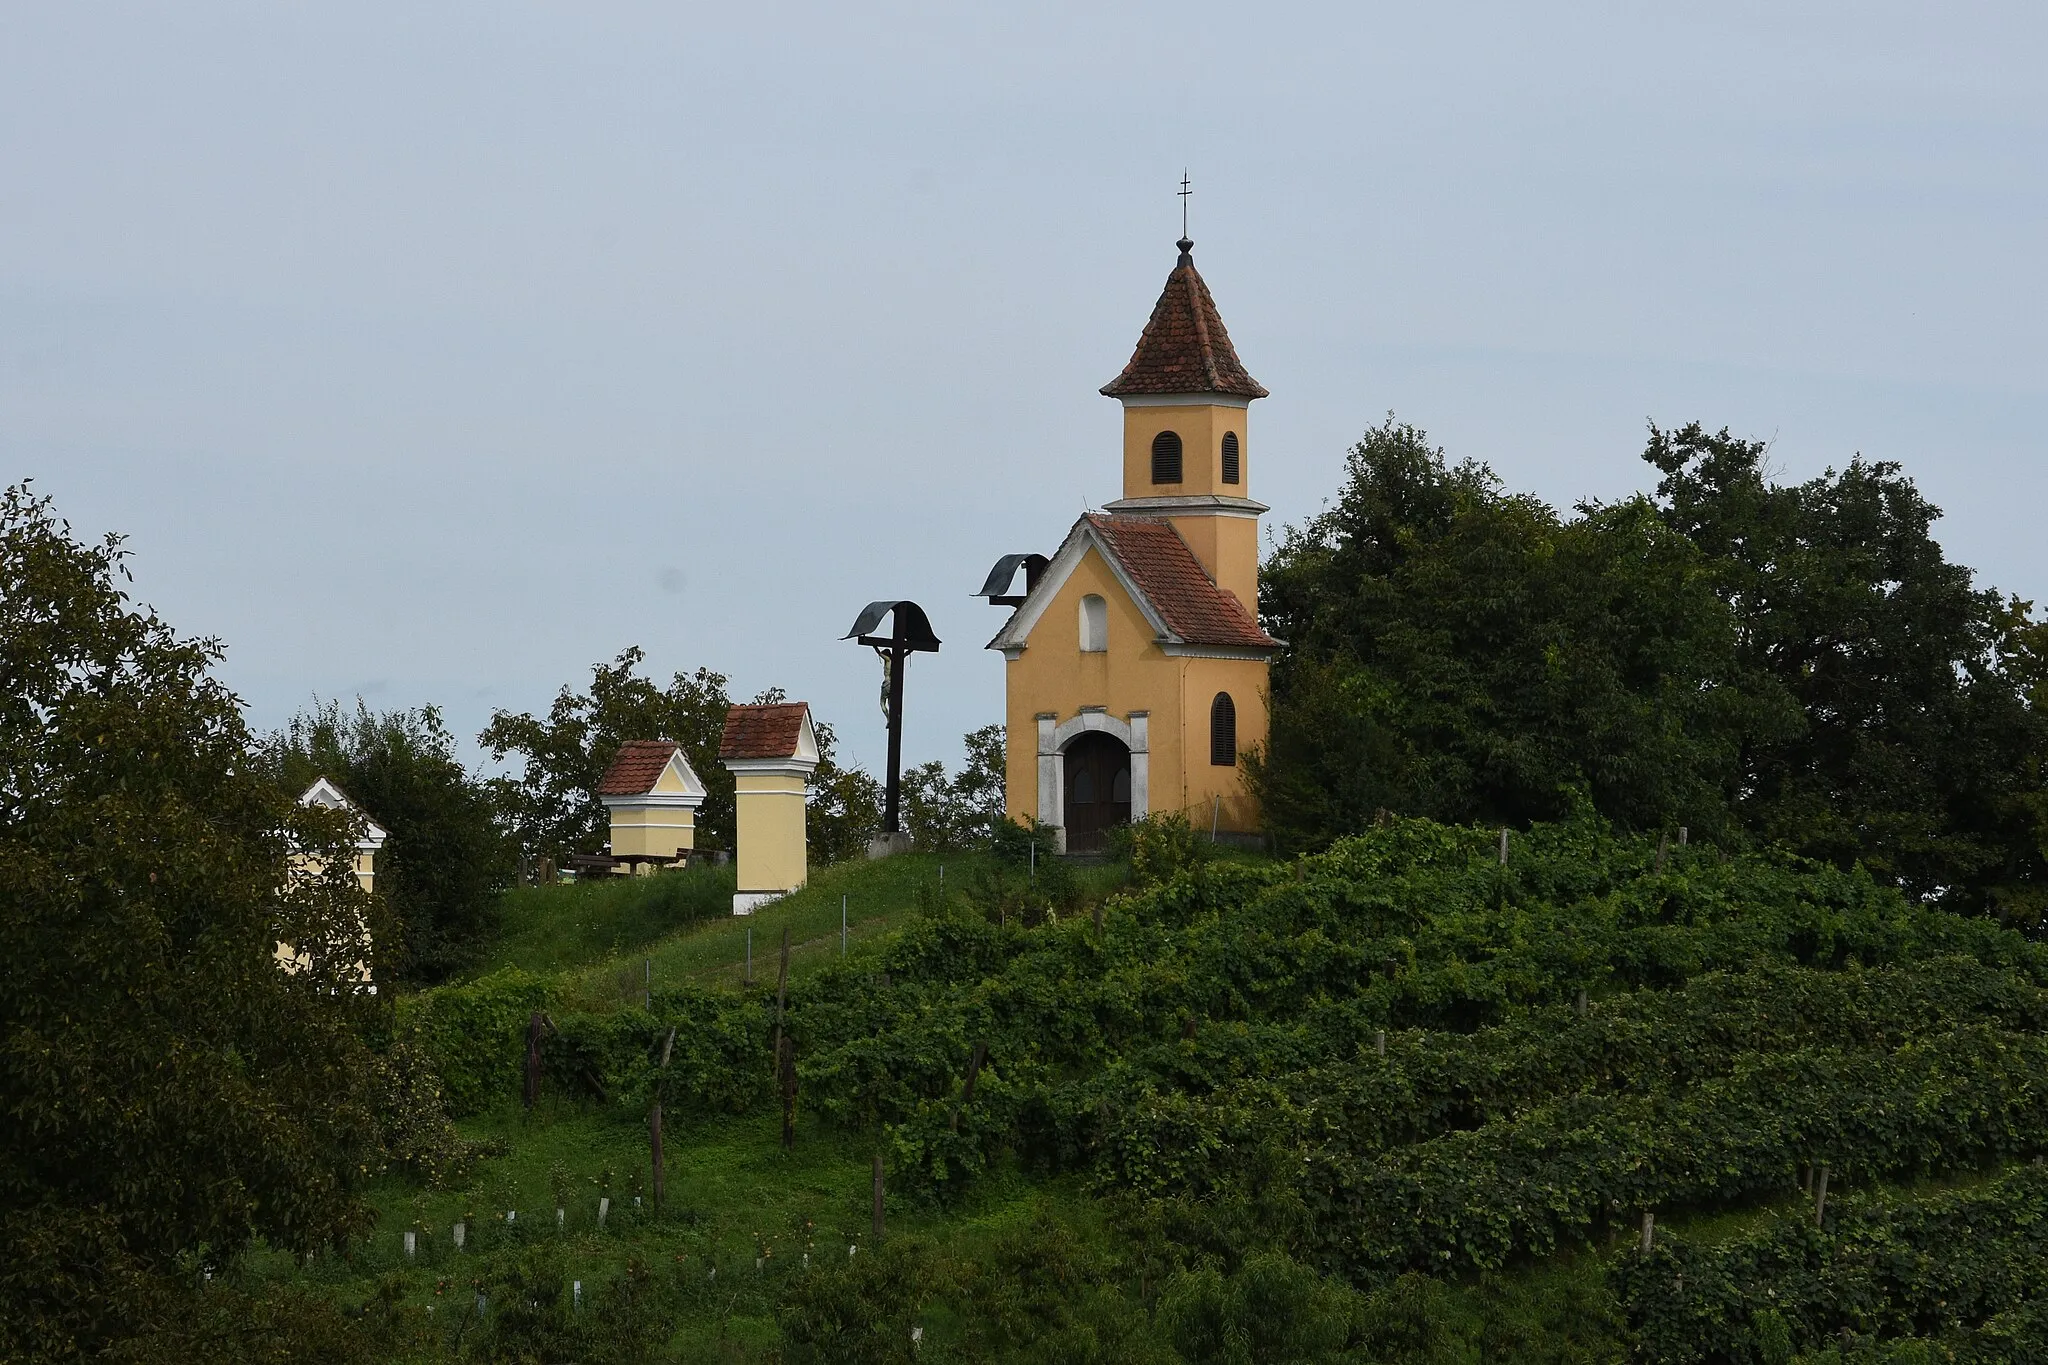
left=299, top=776, right=387, bottom=849
left=987, top=513, right=1281, bottom=656
left=597, top=740, right=705, bottom=798
left=1100, top=240, right=1267, bottom=401
left=720, top=702, right=818, bottom=762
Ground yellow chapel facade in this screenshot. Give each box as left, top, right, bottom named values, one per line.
left=986, top=237, right=1281, bottom=850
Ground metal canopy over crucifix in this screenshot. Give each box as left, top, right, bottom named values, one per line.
left=841, top=600, right=941, bottom=837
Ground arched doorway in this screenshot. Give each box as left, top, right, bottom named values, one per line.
left=1063, top=731, right=1131, bottom=852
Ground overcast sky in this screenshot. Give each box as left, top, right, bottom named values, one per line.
left=6, top=2, right=2044, bottom=777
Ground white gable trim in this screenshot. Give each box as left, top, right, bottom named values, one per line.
left=601, top=792, right=704, bottom=812
left=654, top=747, right=708, bottom=799
left=1115, top=393, right=1252, bottom=409
left=298, top=776, right=387, bottom=850
left=1103, top=494, right=1269, bottom=519
left=985, top=518, right=1182, bottom=656
left=1159, top=642, right=1282, bottom=660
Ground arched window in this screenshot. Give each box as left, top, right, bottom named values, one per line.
left=1221, top=431, right=1241, bottom=485
left=1210, top=692, right=1237, bottom=767
left=1079, top=594, right=1107, bottom=652
left=1072, top=768, right=1096, bottom=804
left=1151, top=430, right=1183, bottom=484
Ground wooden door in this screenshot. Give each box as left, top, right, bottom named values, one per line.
left=1063, top=732, right=1132, bottom=852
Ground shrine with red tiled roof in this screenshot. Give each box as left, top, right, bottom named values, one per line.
left=982, top=235, right=1281, bottom=850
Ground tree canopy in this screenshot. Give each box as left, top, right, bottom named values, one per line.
left=0, top=486, right=384, bottom=1359
left=480, top=652, right=887, bottom=866
left=1255, top=418, right=2048, bottom=920
left=260, top=698, right=513, bottom=984
left=480, top=647, right=737, bottom=859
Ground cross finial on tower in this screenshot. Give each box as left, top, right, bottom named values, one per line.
left=1178, top=170, right=1193, bottom=253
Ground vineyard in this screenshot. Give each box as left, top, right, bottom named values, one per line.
left=285, top=818, right=2048, bottom=1361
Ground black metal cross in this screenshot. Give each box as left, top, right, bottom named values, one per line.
left=1179, top=170, right=1192, bottom=237
left=842, top=601, right=941, bottom=836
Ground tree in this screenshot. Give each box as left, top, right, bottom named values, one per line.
left=259, top=698, right=513, bottom=984
left=1645, top=421, right=2048, bottom=912
left=1255, top=418, right=1748, bottom=849
left=1255, top=416, right=2048, bottom=920
left=480, top=648, right=735, bottom=859
left=902, top=724, right=1008, bottom=850
left=0, top=486, right=383, bottom=1360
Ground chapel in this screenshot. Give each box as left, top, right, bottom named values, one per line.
left=985, top=236, right=1281, bottom=850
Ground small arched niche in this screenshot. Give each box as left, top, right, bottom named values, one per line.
left=1079, top=594, right=1108, bottom=652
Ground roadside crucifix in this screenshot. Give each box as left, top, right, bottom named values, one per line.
left=841, top=601, right=941, bottom=842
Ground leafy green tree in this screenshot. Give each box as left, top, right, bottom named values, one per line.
left=480, top=647, right=735, bottom=858
left=1644, top=421, right=2048, bottom=912
left=1255, top=417, right=1748, bottom=848
left=1257, top=417, right=2048, bottom=917
left=260, top=698, right=512, bottom=983
left=901, top=723, right=1008, bottom=850
left=0, top=486, right=384, bottom=1360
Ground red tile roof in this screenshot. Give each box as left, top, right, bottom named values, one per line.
left=1086, top=514, right=1280, bottom=651
left=1100, top=241, right=1268, bottom=400
left=719, top=702, right=811, bottom=760
left=597, top=740, right=681, bottom=796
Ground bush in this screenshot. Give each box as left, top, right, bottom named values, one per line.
left=401, top=969, right=558, bottom=1116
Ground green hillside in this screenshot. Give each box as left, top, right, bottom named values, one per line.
left=252, top=823, right=2048, bottom=1363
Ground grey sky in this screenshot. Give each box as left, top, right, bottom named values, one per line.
left=7, top=3, right=2044, bottom=777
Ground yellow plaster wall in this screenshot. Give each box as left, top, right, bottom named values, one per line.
left=607, top=804, right=697, bottom=860
left=1175, top=654, right=1269, bottom=834
left=1163, top=512, right=1261, bottom=615
left=1002, top=545, right=1267, bottom=836
left=1120, top=401, right=1250, bottom=500
left=734, top=772, right=808, bottom=894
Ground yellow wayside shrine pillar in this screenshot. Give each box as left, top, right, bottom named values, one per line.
left=597, top=740, right=706, bottom=872
left=719, top=701, right=819, bottom=914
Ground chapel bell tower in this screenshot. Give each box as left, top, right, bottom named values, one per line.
left=1100, top=235, right=1269, bottom=612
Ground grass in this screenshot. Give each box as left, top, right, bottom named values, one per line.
left=255, top=1099, right=1104, bottom=1358
left=481, top=866, right=739, bottom=977
left=509, top=851, right=1133, bottom=1011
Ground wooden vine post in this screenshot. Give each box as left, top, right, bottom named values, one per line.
left=950, top=1042, right=987, bottom=1132
left=773, top=927, right=793, bottom=1147
left=1814, top=1163, right=1831, bottom=1226
left=1640, top=1211, right=1655, bottom=1253
left=872, top=1154, right=885, bottom=1241
left=523, top=1012, right=545, bottom=1110
left=779, top=1035, right=798, bottom=1150
left=652, top=1025, right=676, bottom=1212
left=772, top=927, right=790, bottom=1071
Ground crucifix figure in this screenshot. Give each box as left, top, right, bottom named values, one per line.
left=842, top=600, right=941, bottom=837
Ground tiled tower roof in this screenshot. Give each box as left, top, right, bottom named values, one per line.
left=1100, top=239, right=1268, bottom=400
